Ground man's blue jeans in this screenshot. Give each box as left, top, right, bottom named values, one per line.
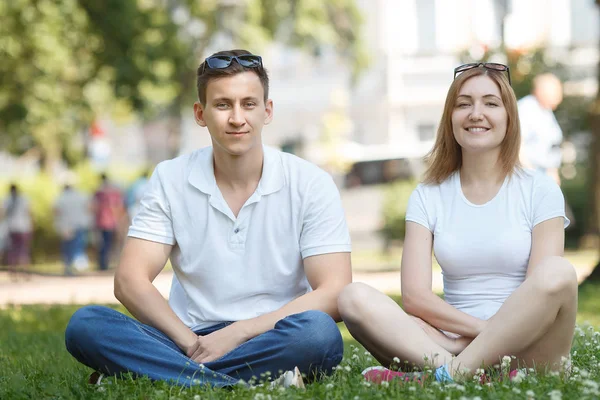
left=65, top=305, right=344, bottom=387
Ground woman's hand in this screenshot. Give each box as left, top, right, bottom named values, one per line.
left=409, top=316, right=474, bottom=355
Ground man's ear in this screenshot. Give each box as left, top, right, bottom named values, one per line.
left=193, top=102, right=207, bottom=127
left=264, top=99, right=274, bottom=125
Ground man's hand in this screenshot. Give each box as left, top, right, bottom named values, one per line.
left=185, top=322, right=249, bottom=364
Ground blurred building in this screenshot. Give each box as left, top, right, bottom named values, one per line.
left=346, top=0, right=599, bottom=183
left=93, top=0, right=599, bottom=183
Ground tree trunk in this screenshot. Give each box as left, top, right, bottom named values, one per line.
left=582, top=0, right=600, bottom=280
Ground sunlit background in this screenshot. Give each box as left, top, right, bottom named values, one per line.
left=0, top=0, right=599, bottom=270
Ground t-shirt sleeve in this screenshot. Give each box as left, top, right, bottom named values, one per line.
left=128, top=164, right=176, bottom=245
left=299, top=172, right=352, bottom=259
left=405, top=185, right=433, bottom=232
left=531, top=173, right=570, bottom=229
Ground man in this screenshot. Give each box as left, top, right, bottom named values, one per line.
left=518, top=73, right=564, bottom=185
left=92, top=173, right=124, bottom=271
left=54, top=183, right=91, bottom=276
left=65, top=49, right=352, bottom=388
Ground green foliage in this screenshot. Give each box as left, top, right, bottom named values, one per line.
left=563, top=164, right=592, bottom=249
left=380, top=180, right=418, bottom=244
left=1, top=0, right=368, bottom=167
left=2, top=300, right=600, bottom=399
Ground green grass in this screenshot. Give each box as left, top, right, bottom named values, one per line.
left=2, top=287, right=600, bottom=399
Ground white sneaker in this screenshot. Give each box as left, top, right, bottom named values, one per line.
left=269, top=366, right=305, bottom=389
left=88, top=371, right=105, bottom=385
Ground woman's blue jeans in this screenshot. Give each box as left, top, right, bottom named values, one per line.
left=65, top=305, right=344, bottom=387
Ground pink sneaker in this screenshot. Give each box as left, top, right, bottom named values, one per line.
left=479, top=369, right=520, bottom=384
left=362, top=366, right=424, bottom=384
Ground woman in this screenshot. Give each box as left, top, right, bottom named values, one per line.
left=338, top=63, right=577, bottom=383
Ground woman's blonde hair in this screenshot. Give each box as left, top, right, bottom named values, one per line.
left=422, top=67, right=521, bottom=185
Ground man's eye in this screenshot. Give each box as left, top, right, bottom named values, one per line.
left=245, top=102, right=256, bottom=107
left=216, top=103, right=228, bottom=108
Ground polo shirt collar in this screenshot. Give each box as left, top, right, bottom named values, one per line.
left=188, top=145, right=285, bottom=196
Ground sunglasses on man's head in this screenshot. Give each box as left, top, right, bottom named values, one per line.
left=201, top=54, right=263, bottom=74
left=454, top=62, right=511, bottom=85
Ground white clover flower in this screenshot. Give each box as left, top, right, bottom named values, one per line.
left=502, top=355, right=512, bottom=364
left=362, top=381, right=371, bottom=387
left=408, top=386, right=416, bottom=391
left=381, top=381, right=389, bottom=387
left=455, top=384, right=465, bottom=391
left=352, top=354, right=360, bottom=360
left=583, top=379, right=599, bottom=390
left=393, top=357, right=400, bottom=364
left=344, top=365, right=351, bottom=372
left=548, top=389, right=562, bottom=400
left=512, top=387, right=521, bottom=394
left=97, top=387, right=106, bottom=393
left=194, top=396, right=201, bottom=400
left=325, top=383, right=334, bottom=390
left=526, top=390, right=535, bottom=396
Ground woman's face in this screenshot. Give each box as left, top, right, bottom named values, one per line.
left=451, top=75, right=508, bottom=155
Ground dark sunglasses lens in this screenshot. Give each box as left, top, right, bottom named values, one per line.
left=237, top=55, right=261, bottom=67
left=207, top=56, right=232, bottom=69
left=485, top=63, right=508, bottom=71
left=456, top=63, right=477, bottom=73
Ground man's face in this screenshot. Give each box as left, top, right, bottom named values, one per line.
left=194, top=71, right=273, bottom=157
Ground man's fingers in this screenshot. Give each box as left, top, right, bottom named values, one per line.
left=197, top=353, right=217, bottom=364
left=190, top=344, right=205, bottom=361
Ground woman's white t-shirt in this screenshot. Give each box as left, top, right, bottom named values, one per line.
left=405, top=169, right=569, bottom=321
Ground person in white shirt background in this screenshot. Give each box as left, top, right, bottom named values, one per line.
left=338, top=63, right=577, bottom=384
left=518, top=73, right=564, bottom=185
left=54, top=183, right=92, bottom=276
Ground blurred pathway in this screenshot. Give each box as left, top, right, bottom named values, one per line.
left=0, top=265, right=594, bottom=307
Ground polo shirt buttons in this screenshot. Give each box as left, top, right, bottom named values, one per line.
left=234, top=228, right=240, bottom=234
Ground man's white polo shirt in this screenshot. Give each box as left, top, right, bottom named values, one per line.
left=128, top=145, right=351, bottom=330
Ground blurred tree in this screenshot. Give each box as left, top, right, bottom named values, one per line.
left=0, top=0, right=367, bottom=170
left=0, top=0, right=185, bottom=170
left=584, top=0, right=600, bottom=278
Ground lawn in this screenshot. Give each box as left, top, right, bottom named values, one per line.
left=2, top=285, right=600, bottom=400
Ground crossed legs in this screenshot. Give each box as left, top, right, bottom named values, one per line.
left=339, top=256, right=578, bottom=377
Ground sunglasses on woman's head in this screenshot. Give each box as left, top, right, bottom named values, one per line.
left=201, top=54, right=263, bottom=74
left=454, top=62, right=511, bottom=85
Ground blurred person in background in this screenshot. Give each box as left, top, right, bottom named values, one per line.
left=518, top=73, right=574, bottom=224
left=518, top=73, right=563, bottom=185
left=65, top=49, right=351, bottom=388
left=54, top=183, right=92, bottom=276
left=0, top=183, right=33, bottom=280
left=339, top=63, right=576, bottom=385
left=125, top=168, right=150, bottom=222
left=92, top=173, right=124, bottom=271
